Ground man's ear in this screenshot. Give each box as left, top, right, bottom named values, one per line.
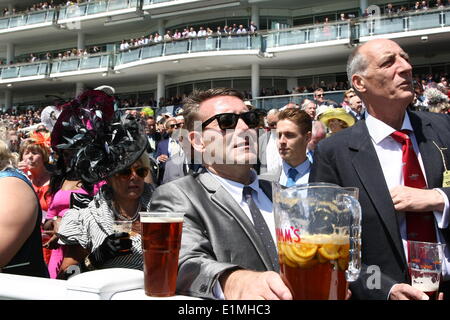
left=189, top=131, right=204, bottom=153
left=352, top=74, right=366, bottom=94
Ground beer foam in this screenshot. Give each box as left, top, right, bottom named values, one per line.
left=300, top=234, right=349, bottom=245
left=411, top=276, right=440, bottom=292
left=140, top=216, right=184, bottom=223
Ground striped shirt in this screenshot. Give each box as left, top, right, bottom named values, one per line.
left=57, top=183, right=154, bottom=270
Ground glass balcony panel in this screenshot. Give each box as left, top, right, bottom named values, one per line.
left=87, top=1, right=108, bottom=14
left=120, top=49, right=142, bottom=64
left=339, top=24, right=350, bottom=39
left=141, top=44, right=164, bottom=59
left=191, top=37, right=217, bottom=52
left=311, top=24, right=339, bottom=42
left=65, top=4, right=87, bottom=18
left=409, top=12, right=441, bottom=30
left=220, top=35, right=249, bottom=50
left=279, top=30, right=308, bottom=46
left=374, top=17, right=404, bottom=34
left=108, top=0, right=129, bottom=10
left=26, top=11, right=48, bottom=25
left=0, top=18, right=9, bottom=29
left=100, top=55, right=110, bottom=68
left=59, top=59, right=80, bottom=72
left=358, top=21, right=371, bottom=37
left=249, top=35, right=261, bottom=49
left=129, top=0, right=138, bottom=7
left=19, top=64, right=40, bottom=77
left=9, top=15, right=27, bottom=28
left=446, top=11, right=450, bottom=26
left=1, top=67, right=19, bottom=79
left=80, top=56, right=102, bottom=69
left=164, top=40, right=189, bottom=55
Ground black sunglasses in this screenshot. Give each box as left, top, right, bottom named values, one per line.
left=202, top=111, right=260, bottom=130
left=169, top=123, right=182, bottom=129
left=117, top=167, right=149, bottom=178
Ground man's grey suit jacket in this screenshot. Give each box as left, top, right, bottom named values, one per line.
left=149, top=170, right=275, bottom=299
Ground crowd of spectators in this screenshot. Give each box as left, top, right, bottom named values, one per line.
left=119, top=22, right=258, bottom=52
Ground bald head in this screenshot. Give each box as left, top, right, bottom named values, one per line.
left=346, top=39, right=414, bottom=126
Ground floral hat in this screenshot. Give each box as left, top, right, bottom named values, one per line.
left=50, top=89, right=149, bottom=183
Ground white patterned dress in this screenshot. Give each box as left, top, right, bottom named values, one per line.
left=57, top=183, right=154, bottom=270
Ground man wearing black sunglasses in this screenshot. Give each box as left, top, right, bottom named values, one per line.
left=150, top=88, right=292, bottom=300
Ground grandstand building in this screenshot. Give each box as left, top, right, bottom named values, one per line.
left=0, top=0, right=449, bottom=112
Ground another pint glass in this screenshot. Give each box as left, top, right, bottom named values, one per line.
left=409, top=240, right=445, bottom=300
left=273, top=183, right=361, bottom=300
left=140, top=211, right=185, bottom=297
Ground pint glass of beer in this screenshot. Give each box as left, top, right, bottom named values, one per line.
left=408, top=240, right=445, bottom=300
left=140, top=211, right=185, bottom=297
left=273, top=182, right=361, bottom=300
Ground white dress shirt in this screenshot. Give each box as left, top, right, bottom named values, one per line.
left=265, top=131, right=282, bottom=173
left=279, top=159, right=311, bottom=187
left=207, top=168, right=274, bottom=299
left=365, top=112, right=450, bottom=281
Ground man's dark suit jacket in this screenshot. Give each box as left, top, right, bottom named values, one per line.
left=309, top=110, right=450, bottom=299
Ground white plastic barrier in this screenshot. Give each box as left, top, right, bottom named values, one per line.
left=0, top=268, right=200, bottom=300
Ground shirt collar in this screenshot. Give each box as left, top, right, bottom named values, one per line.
left=365, top=111, right=413, bottom=145
left=282, top=158, right=311, bottom=176
left=206, top=168, right=260, bottom=199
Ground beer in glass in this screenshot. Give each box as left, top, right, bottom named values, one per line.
left=408, top=240, right=445, bottom=300
left=140, top=212, right=184, bottom=297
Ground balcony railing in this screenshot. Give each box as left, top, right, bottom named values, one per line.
left=117, top=34, right=261, bottom=65
left=59, top=0, right=139, bottom=20
left=251, top=91, right=346, bottom=110
left=0, top=61, right=50, bottom=80
left=51, top=53, right=112, bottom=74
left=0, top=9, right=56, bottom=31
left=143, top=0, right=196, bottom=5
left=265, top=21, right=350, bottom=48
left=357, top=7, right=449, bottom=37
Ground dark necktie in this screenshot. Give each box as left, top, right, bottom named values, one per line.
left=286, top=168, right=299, bottom=187
left=390, top=130, right=437, bottom=243
left=243, top=186, right=279, bottom=272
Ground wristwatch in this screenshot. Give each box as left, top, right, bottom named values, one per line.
left=83, top=255, right=96, bottom=271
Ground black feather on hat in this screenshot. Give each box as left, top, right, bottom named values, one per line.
left=50, top=89, right=148, bottom=184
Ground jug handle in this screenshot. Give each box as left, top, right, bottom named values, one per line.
left=342, top=195, right=362, bottom=282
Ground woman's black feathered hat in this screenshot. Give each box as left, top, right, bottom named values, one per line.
left=50, top=89, right=149, bottom=183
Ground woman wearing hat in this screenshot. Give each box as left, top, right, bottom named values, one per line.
left=50, top=90, right=155, bottom=278
left=319, top=107, right=355, bottom=136
left=18, top=130, right=53, bottom=264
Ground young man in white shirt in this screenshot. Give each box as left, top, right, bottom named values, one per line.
left=263, top=109, right=312, bottom=186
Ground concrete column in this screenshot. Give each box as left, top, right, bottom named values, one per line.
left=251, top=63, right=260, bottom=99
left=158, top=20, right=165, bottom=37
left=77, top=31, right=85, bottom=50
left=6, top=43, right=15, bottom=64
left=360, top=0, right=368, bottom=14
left=287, top=77, right=298, bottom=93
left=251, top=5, right=259, bottom=29
left=76, top=82, right=84, bottom=96
left=157, top=73, right=165, bottom=108
left=5, top=90, right=12, bottom=111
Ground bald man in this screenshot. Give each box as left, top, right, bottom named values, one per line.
left=310, top=39, right=450, bottom=300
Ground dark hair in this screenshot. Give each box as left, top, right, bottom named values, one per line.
left=278, top=109, right=312, bottom=135
left=47, top=151, right=94, bottom=197
left=182, top=88, right=245, bottom=131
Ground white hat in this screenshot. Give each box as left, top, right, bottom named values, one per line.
left=315, top=105, right=332, bottom=120
left=176, top=108, right=184, bottom=115
left=94, top=85, right=115, bottom=95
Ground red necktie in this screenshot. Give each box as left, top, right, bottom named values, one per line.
left=390, top=130, right=437, bottom=243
